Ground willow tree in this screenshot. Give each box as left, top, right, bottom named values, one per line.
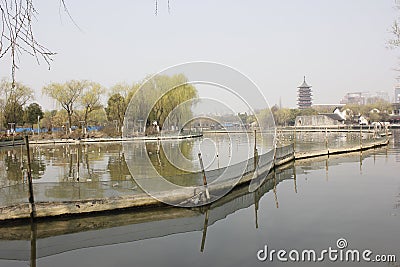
left=79, top=82, right=105, bottom=128
left=126, top=74, right=197, bottom=132
left=43, top=80, right=87, bottom=131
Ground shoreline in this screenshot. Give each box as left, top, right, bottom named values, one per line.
left=0, top=133, right=203, bottom=147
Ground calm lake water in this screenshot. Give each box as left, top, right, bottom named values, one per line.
left=0, top=130, right=399, bottom=267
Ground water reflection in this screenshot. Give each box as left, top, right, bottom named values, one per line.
left=0, top=141, right=394, bottom=264
left=0, top=144, right=135, bottom=185
left=0, top=132, right=399, bottom=267
left=0, top=134, right=262, bottom=187
left=0, top=161, right=295, bottom=263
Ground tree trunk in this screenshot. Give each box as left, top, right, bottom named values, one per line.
left=68, top=113, right=73, bottom=134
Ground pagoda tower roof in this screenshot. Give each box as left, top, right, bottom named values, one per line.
left=298, top=76, right=312, bottom=88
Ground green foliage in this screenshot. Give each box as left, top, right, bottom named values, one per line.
left=80, top=82, right=105, bottom=127
left=125, top=74, right=197, bottom=133
left=110, top=82, right=134, bottom=99
left=259, top=107, right=318, bottom=126
left=0, top=79, right=34, bottom=127
left=25, top=103, right=44, bottom=128
left=344, top=100, right=392, bottom=122
left=274, top=108, right=291, bottom=126
left=105, top=93, right=126, bottom=133
left=238, top=112, right=248, bottom=124
left=267, top=107, right=318, bottom=126
left=4, top=101, right=24, bottom=126
left=43, top=80, right=88, bottom=129
left=89, top=109, right=108, bottom=125
left=41, top=110, right=57, bottom=132
left=148, top=74, right=197, bottom=129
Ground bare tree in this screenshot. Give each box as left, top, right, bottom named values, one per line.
left=155, top=0, right=171, bottom=15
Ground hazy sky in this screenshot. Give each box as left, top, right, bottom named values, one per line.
left=0, top=0, right=398, bottom=110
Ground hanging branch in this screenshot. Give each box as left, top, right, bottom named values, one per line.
left=155, top=0, right=172, bottom=16
left=0, top=0, right=56, bottom=86
left=1, top=0, right=171, bottom=85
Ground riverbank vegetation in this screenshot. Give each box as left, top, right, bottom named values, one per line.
left=0, top=74, right=197, bottom=138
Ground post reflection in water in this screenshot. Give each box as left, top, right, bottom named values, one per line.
left=200, top=206, right=209, bottom=253
left=30, top=221, right=37, bottom=267
left=273, top=171, right=279, bottom=209
left=293, top=162, right=297, bottom=194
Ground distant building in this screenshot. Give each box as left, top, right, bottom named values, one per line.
left=389, top=103, right=400, bottom=123
left=395, top=86, right=400, bottom=103
left=340, top=91, right=390, bottom=105
left=297, top=76, right=312, bottom=109
left=340, top=92, right=365, bottom=105
left=358, top=115, right=369, bottom=125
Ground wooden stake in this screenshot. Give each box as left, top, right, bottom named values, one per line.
left=24, top=135, right=36, bottom=219
left=198, top=153, right=210, bottom=200
left=254, top=129, right=258, bottom=171
left=294, top=126, right=296, bottom=151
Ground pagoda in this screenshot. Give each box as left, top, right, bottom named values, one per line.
left=297, top=76, right=312, bottom=109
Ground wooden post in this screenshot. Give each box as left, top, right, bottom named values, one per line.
left=373, top=126, right=376, bottom=143
left=76, top=147, right=80, bottom=181
left=293, top=161, right=297, bottom=194
left=325, top=127, right=328, bottom=152
left=293, top=126, right=296, bottom=152
left=253, top=129, right=258, bottom=171
left=385, top=124, right=388, bottom=142
left=24, top=135, right=36, bottom=219
left=254, top=129, right=257, bottom=152
left=198, top=153, right=210, bottom=200
left=359, top=125, right=362, bottom=150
